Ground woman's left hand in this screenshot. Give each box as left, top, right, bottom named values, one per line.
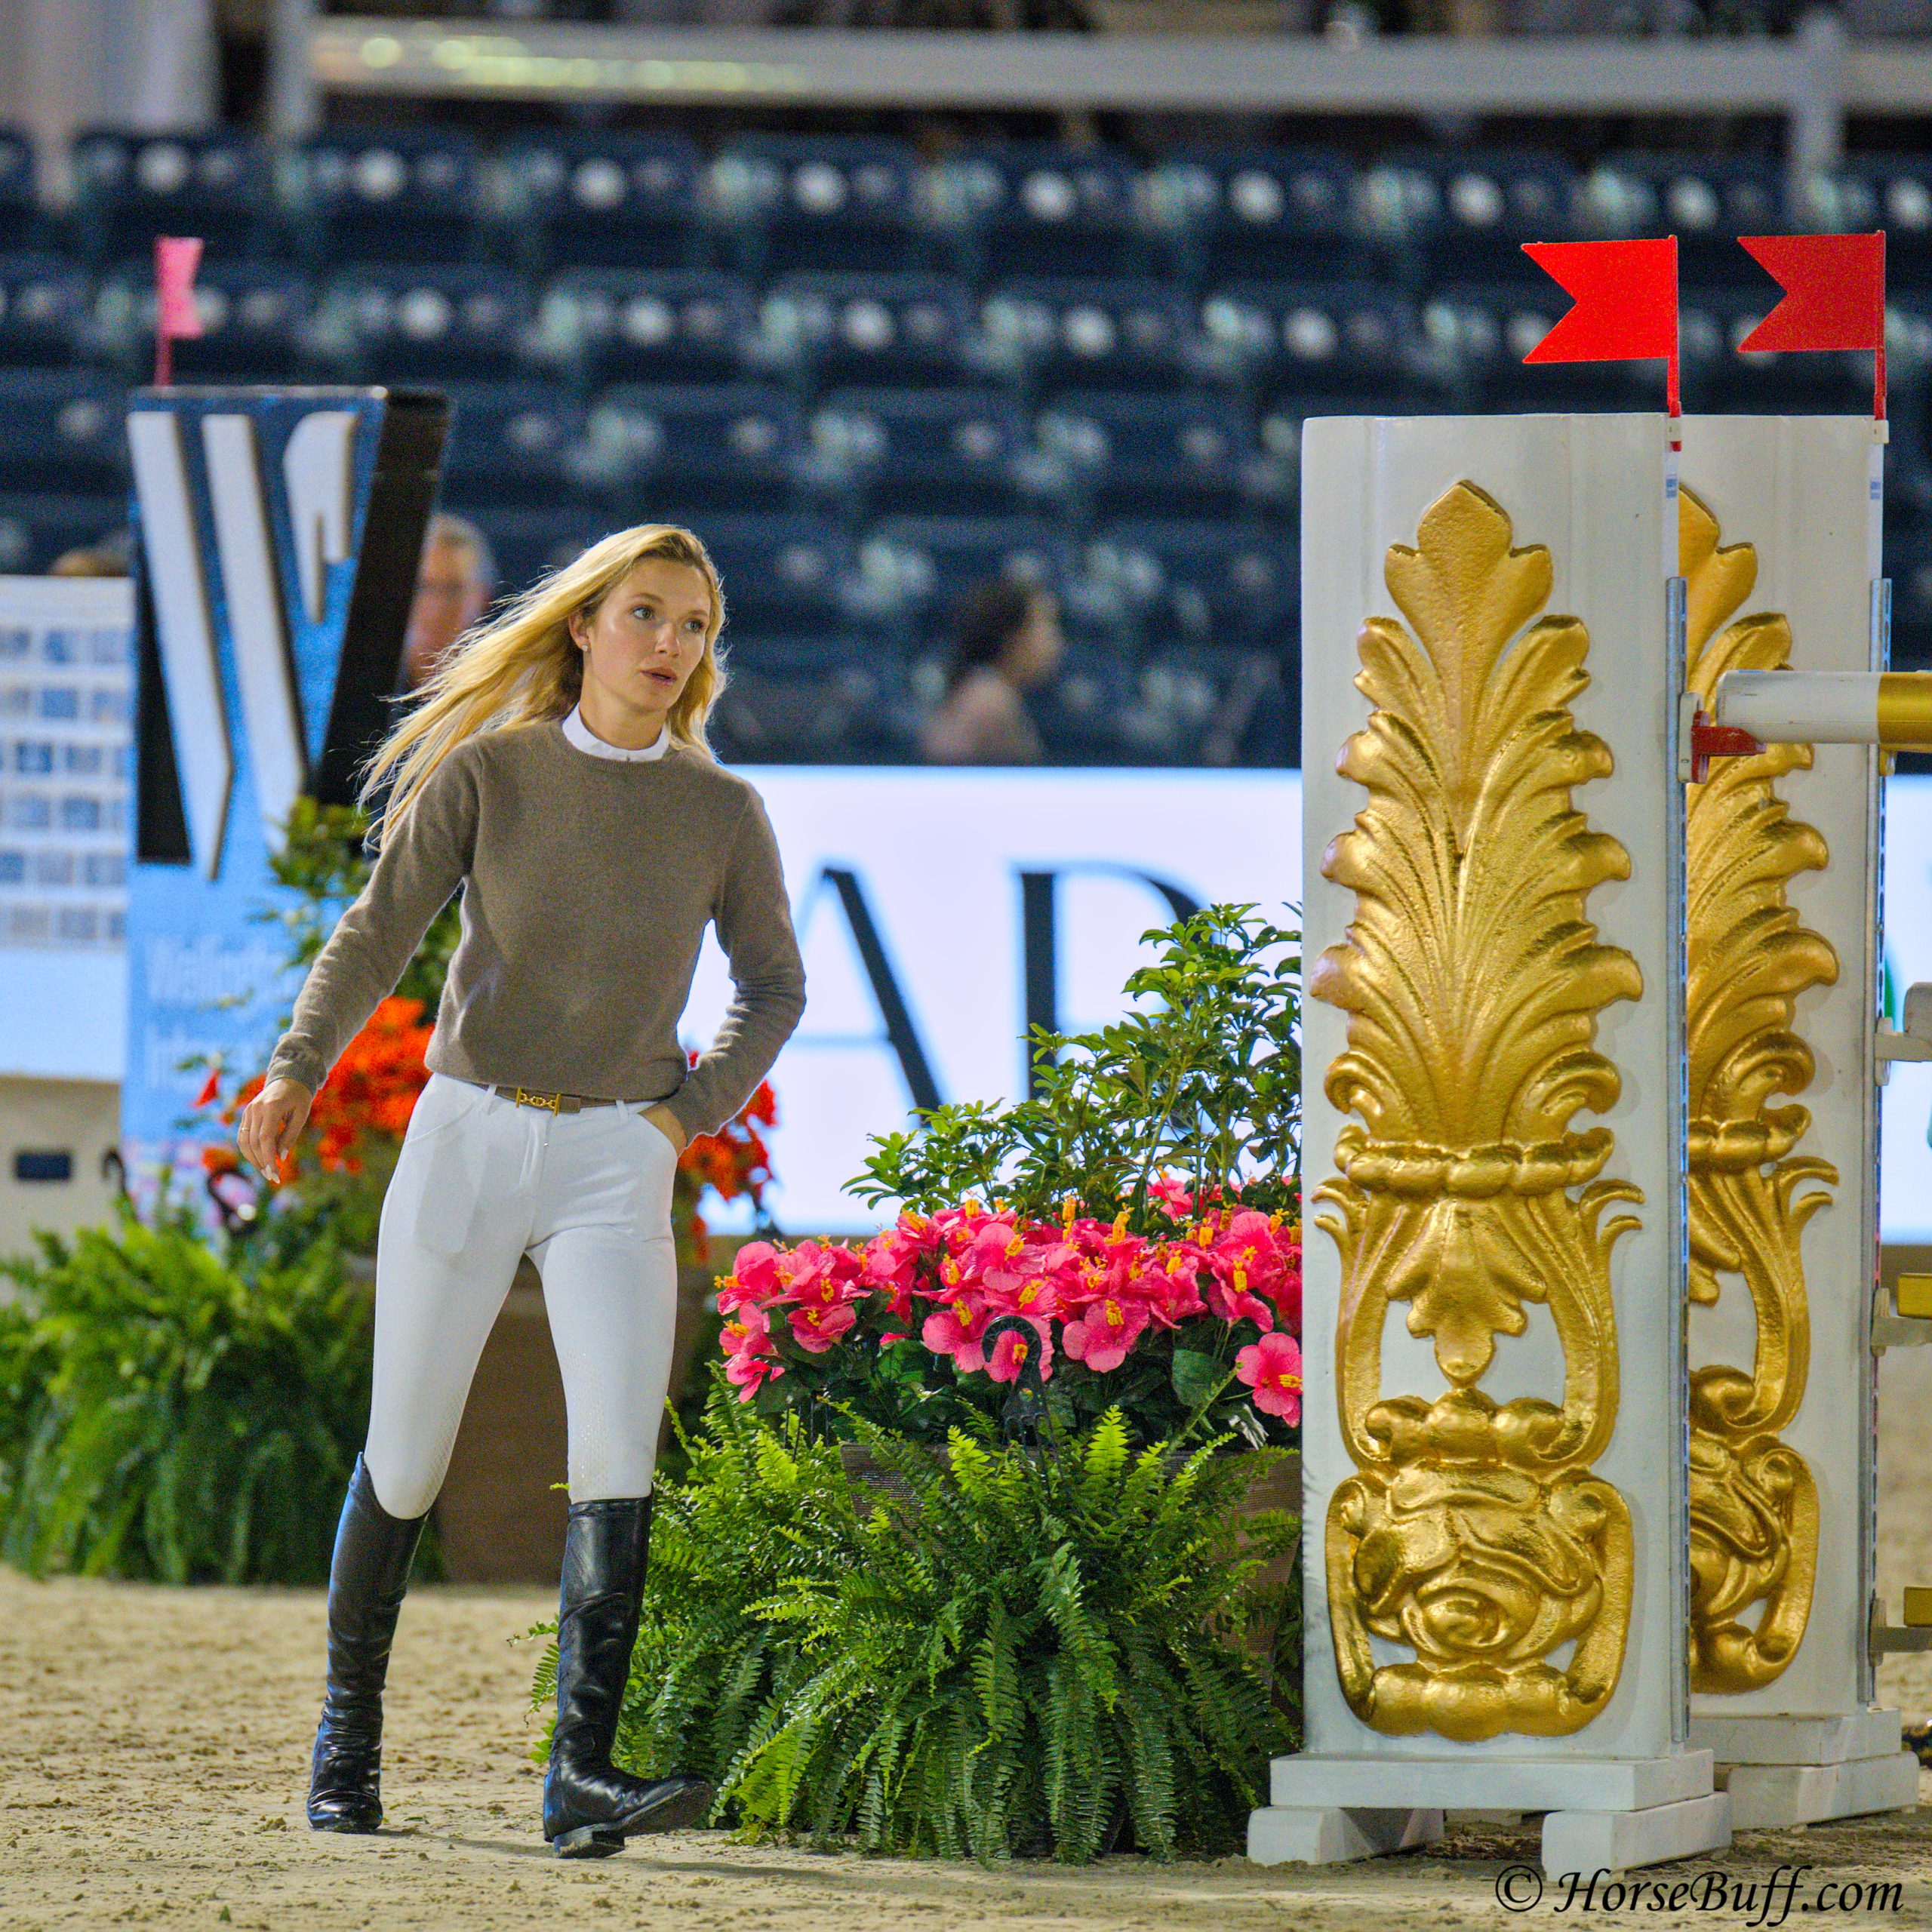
left=643, top=1103, right=688, bottom=1155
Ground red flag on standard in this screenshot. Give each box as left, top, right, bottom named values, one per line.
left=1521, top=236, right=1680, bottom=416
left=152, top=235, right=204, bottom=386
left=154, top=236, right=205, bottom=340
left=1737, top=231, right=1886, bottom=418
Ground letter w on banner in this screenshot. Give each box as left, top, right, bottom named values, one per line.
left=1521, top=236, right=1681, bottom=424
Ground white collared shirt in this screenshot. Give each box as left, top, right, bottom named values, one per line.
left=561, top=703, right=670, bottom=762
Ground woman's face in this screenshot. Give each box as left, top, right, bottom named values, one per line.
left=1002, top=591, right=1064, bottom=691
left=570, top=556, right=714, bottom=726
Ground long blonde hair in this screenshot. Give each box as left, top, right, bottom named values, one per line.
left=361, top=522, right=728, bottom=850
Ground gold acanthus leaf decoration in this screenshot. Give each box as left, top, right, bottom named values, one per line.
left=1312, top=480, right=1642, bottom=1740
left=1312, top=481, right=1644, bottom=1399
left=1683, top=489, right=1840, bottom=1208
left=1679, top=486, right=1837, bottom=1695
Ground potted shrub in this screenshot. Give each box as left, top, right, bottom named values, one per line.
left=529, top=1385, right=1298, bottom=1863
left=711, top=904, right=1303, bottom=1463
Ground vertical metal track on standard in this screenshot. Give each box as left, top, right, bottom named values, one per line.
left=1863, top=571, right=1890, bottom=1704
left=1666, top=569, right=1690, bottom=1745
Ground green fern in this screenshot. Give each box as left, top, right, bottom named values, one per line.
left=528, top=1377, right=1299, bottom=1862
left=0, top=1191, right=431, bottom=1586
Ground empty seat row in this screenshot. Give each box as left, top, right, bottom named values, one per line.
left=0, top=127, right=1922, bottom=293
left=6, top=260, right=1929, bottom=423
left=466, top=505, right=1298, bottom=654
left=9, top=357, right=1932, bottom=543
left=708, top=635, right=1294, bottom=769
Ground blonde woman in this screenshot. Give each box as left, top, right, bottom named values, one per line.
left=236, top=525, right=805, bottom=1858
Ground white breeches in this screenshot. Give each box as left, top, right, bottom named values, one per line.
left=361, top=1071, right=681, bottom=1521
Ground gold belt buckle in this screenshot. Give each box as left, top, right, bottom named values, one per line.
left=512, top=1086, right=562, bottom=1113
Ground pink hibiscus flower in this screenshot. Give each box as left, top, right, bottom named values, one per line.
left=921, top=1297, right=991, bottom=1374
left=1062, top=1292, right=1150, bottom=1374
left=1235, top=1329, right=1303, bottom=1423
left=788, top=1300, right=859, bottom=1354
left=1147, top=1172, right=1194, bottom=1217
left=719, top=1239, right=783, bottom=1312
left=725, top=1351, right=783, bottom=1398
left=986, top=1322, right=1054, bottom=1384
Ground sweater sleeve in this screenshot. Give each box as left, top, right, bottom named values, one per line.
left=663, top=788, right=807, bottom=1143
left=263, top=749, right=480, bottom=1095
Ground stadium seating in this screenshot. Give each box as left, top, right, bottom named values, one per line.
left=309, top=264, right=532, bottom=383
left=1824, top=160, right=1932, bottom=291
left=1371, top=148, right=1579, bottom=288
left=708, top=632, right=915, bottom=764
left=1579, top=153, right=1786, bottom=291
left=678, top=512, right=855, bottom=640
left=489, top=133, right=704, bottom=275
left=1201, top=281, right=1431, bottom=405
left=0, top=256, right=92, bottom=371
left=755, top=272, right=974, bottom=391
left=0, top=133, right=38, bottom=257
left=926, top=144, right=1150, bottom=281
left=281, top=128, right=484, bottom=267
left=0, top=371, right=125, bottom=495
left=0, top=117, right=1918, bottom=764
left=581, top=383, right=804, bottom=512
left=0, top=492, right=123, bottom=574
left=438, top=383, right=595, bottom=512
left=91, top=260, right=310, bottom=380
left=854, top=515, right=1066, bottom=647
left=975, top=278, right=1196, bottom=396
left=806, top=387, right=1026, bottom=518
left=70, top=129, right=274, bottom=268
left=1032, top=392, right=1252, bottom=521
left=531, top=269, right=753, bottom=386
left=1030, top=638, right=1139, bottom=763
left=1423, top=282, right=1641, bottom=410
left=465, top=504, right=617, bottom=598
left=707, top=136, right=924, bottom=278
left=1081, top=521, right=1296, bottom=653
left=1143, top=147, right=1362, bottom=288
left=1128, top=642, right=1292, bottom=767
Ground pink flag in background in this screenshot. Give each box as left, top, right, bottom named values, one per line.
left=154, top=235, right=205, bottom=341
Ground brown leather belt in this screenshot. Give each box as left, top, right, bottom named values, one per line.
left=488, top=1084, right=624, bottom=1115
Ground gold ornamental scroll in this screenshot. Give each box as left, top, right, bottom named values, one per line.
left=1310, top=481, right=1643, bottom=1743
left=1681, top=488, right=1838, bottom=1696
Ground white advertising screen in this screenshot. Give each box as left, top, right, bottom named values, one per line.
left=25, top=757, right=1932, bottom=1244
left=688, top=768, right=1932, bottom=1243
left=678, top=768, right=1303, bottom=1234
left=1876, top=780, right=1932, bottom=1242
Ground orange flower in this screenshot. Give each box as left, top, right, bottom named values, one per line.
left=302, top=995, right=434, bottom=1173
left=675, top=1081, right=776, bottom=1210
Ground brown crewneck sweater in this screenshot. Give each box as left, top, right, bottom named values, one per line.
left=263, top=719, right=807, bottom=1141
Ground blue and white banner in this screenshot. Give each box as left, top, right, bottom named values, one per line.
left=122, top=386, right=446, bottom=1204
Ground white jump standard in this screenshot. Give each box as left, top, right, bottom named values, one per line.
left=1252, top=414, right=1727, bottom=1876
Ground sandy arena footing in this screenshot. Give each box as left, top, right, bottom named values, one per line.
left=8, top=1346, right=1932, bottom=1930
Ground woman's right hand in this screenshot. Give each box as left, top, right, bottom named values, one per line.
left=237, top=1077, right=314, bottom=1184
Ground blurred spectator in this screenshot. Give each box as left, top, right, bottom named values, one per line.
left=50, top=528, right=132, bottom=577
left=401, top=513, right=497, bottom=692
left=920, top=580, right=1063, bottom=765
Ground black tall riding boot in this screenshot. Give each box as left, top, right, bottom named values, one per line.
left=542, top=1495, right=715, bottom=1858
left=306, top=1454, right=427, bottom=1833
